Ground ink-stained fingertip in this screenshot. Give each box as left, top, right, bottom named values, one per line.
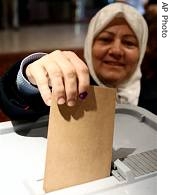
left=79, top=91, right=88, bottom=100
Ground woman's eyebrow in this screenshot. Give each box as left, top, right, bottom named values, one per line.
left=123, top=34, right=138, bottom=40
left=100, top=31, right=114, bottom=36
left=100, top=31, right=137, bottom=40
left=101, top=30, right=135, bottom=36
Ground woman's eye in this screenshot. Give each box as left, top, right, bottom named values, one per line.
left=123, top=40, right=138, bottom=47
left=98, top=37, right=112, bottom=43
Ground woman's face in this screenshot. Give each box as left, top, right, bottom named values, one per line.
left=92, top=17, right=139, bottom=87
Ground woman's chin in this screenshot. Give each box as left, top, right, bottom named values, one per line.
left=100, top=78, right=119, bottom=87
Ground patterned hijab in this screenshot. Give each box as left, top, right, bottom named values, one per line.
left=84, top=2, right=148, bottom=105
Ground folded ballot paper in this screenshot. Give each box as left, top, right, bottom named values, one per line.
left=43, top=86, right=116, bottom=192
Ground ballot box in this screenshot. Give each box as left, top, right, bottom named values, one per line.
left=0, top=104, right=157, bottom=195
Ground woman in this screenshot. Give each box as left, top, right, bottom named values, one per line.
left=0, top=2, right=148, bottom=120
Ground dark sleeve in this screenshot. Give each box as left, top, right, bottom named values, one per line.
left=0, top=61, right=49, bottom=121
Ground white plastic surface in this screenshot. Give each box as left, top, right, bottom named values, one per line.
left=0, top=105, right=157, bottom=195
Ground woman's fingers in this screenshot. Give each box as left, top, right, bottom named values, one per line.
left=26, top=62, right=52, bottom=106
left=50, top=50, right=79, bottom=106
left=26, top=50, right=90, bottom=106
left=43, top=61, right=66, bottom=105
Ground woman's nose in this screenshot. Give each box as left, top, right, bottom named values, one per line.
left=108, top=40, right=123, bottom=58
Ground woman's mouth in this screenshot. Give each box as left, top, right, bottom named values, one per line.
left=103, top=61, right=124, bottom=67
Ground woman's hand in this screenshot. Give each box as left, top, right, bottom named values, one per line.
left=25, top=50, right=90, bottom=106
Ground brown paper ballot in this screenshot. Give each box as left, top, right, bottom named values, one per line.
left=43, top=86, right=116, bottom=192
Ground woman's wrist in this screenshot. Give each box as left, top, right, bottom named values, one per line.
left=16, top=52, right=47, bottom=94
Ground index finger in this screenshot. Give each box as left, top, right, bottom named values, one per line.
left=62, top=51, right=90, bottom=95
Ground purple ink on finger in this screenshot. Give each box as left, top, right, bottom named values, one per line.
left=79, top=91, right=88, bottom=100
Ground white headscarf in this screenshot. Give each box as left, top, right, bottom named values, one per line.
left=84, top=2, right=148, bottom=105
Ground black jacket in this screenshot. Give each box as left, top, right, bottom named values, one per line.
left=0, top=61, right=50, bottom=121
left=0, top=61, right=98, bottom=121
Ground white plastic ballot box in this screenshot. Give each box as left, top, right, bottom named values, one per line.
left=0, top=104, right=157, bottom=195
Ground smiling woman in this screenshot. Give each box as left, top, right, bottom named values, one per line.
left=84, top=2, right=148, bottom=105
left=0, top=2, right=148, bottom=121
left=92, top=17, right=139, bottom=87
